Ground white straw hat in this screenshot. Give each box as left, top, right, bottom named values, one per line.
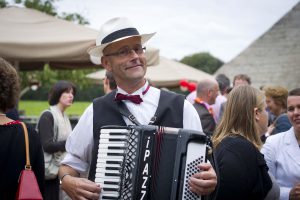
left=88, top=17, right=155, bottom=58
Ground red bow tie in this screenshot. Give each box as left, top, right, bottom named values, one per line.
left=115, top=93, right=143, bottom=104
left=114, top=84, right=150, bottom=104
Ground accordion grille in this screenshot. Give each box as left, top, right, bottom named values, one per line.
left=120, top=129, right=139, bottom=199
left=184, top=157, right=204, bottom=199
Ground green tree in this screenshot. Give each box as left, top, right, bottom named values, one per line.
left=11, top=0, right=89, bottom=24
left=180, top=52, right=224, bottom=74
left=0, top=0, right=8, bottom=7
left=19, top=65, right=98, bottom=90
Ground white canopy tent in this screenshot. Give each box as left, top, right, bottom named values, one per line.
left=87, top=56, right=214, bottom=87
left=0, top=6, right=159, bottom=70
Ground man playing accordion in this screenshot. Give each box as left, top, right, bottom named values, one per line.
left=58, top=17, right=217, bottom=200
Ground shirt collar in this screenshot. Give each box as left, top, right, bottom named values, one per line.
left=116, top=81, right=150, bottom=96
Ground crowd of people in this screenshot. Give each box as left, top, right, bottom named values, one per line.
left=0, top=16, right=299, bottom=200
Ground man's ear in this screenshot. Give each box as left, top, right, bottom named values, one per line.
left=207, top=89, right=212, bottom=97
left=101, top=56, right=112, bottom=72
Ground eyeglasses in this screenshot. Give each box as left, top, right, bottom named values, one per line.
left=104, top=45, right=146, bottom=58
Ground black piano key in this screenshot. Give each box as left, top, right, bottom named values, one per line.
left=106, top=160, right=122, bottom=164
left=103, top=187, right=119, bottom=192
left=108, top=146, right=126, bottom=150
left=102, top=196, right=118, bottom=200
left=104, top=181, right=119, bottom=185
left=109, top=132, right=128, bottom=136
left=106, top=167, right=120, bottom=170
left=107, top=153, right=125, bottom=156
left=105, top=173, right=120, bottom=177
left=109, top=138, right=127, bottom=142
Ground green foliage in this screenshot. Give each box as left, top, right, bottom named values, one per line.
left=10, top=0, right=89, bottom=25
left=60, top=12, right=89, bottom=25
left=180, top=52, right=224, bottom=74
left=20, top=83, right=103, bottom=101
left=0, top=0, right=8, bottom=7
left=19, top=65, right=100, bottom=91
left=22, top=0, right=57, bottom=16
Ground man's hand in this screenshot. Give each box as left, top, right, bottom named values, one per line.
left=289, top=183, right=300, bottom=200
left=61, top=175, right=101, bottom=200
left=188, top=163, right=217, bottom=196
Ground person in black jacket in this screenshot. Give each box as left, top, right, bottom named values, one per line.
left=193, top=79, right=219, bottom=136
left=0, top=57, right=45, bottom=199
left=212, top=85, right=279, bottom=200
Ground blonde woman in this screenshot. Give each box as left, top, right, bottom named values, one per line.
left=264, top=86, right=291, bottom=136
left=212, top=85, right=279, bottom=200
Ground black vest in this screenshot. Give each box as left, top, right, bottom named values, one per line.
left=88, top=89, right=184, bottom=182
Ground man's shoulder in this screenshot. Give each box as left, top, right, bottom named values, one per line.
left=159, top=88, right=184, bottom=99
left=93, top=91, right=116, bottom=104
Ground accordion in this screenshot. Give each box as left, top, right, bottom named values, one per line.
left=95, top=125, right=210, bottom=200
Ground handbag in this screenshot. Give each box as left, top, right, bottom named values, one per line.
left=15, top=122, right=43, bottom=200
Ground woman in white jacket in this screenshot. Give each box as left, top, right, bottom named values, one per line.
left=261, top=88, right=300, bottom=200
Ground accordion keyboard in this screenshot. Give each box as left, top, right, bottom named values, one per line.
left=95, top=128, right=130, bottom=199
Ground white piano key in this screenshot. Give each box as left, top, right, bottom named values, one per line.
left=100, top=129, right=129, bottom=134
left=95, top=172, right=121, bottom=178
left=99, top=138, right=127, bottom=144
left=96, top=169, right=120, bottom=174
left=100, top=191, right=119, bottom=199
left=97, top=155, right=124, bottom=161
left=96, top=167, right=121, bottom=173
left=99, top=183, right=119, bottom=189
left=95, top=178, right=120, bottom=184
left=98, top=143, right=127, bottom=148
left=97, top=149, right=125, bottom=154
left=96, top=163, right=121, bottom=168
left=95, top=177, right=120, bottom=184
left=96, top=157, right=123, bottom=163
left=100, top=134, right=128, bottom=139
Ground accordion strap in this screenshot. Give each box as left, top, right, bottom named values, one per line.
left=117, top=101, right=157, bottom=125
left=117, top=101, right=141, bottom=125
left=20, top=122, right=31, bottom=170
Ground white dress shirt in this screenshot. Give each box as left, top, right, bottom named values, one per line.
left=261, top=127, right=300, bottom=200
left=62, top=83, right=203, bottom=175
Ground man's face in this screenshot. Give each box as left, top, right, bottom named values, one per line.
left=101, top=37, right=147, bottom=87
left=209, top=84, right=219, bottom=105
left=287, top=95, right=300, bottom=133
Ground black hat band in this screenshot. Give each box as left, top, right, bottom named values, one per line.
left=101, top=28, right=140, bottom=44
